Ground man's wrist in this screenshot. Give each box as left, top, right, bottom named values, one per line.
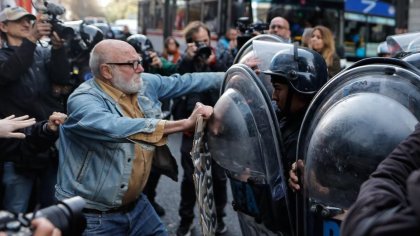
left=43, top=122, right=55, bottom=134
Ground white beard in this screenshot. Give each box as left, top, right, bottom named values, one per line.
left=112, top=73, right=142, bottom=94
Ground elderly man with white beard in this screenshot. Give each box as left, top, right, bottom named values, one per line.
left=55, top=39, right=224, bottom=236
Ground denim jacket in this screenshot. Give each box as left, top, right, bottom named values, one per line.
left=55, top=72, right=224, bottom=211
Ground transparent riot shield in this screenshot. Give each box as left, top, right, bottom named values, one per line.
left=234, top=34, right=285, bottom=64
left=297, top=58, right=420, bottom=236
left=206, top=64, right=293, bottom=235
left=233, top=34, right=285, bottom=96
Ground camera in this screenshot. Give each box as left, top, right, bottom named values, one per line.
left=0, top=196, right=86, bottom=236
left=194, top=41, right=212, bottom=59
left=127, top=34, right=157, bottom=72
left=141, top=49, right=155, bottom=72
left=39, top=0, right=74, bottom=40
left=236, top=17, right=269, bottom=49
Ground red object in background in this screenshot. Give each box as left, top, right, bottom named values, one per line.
left=16, top=0, right=32, bottom=13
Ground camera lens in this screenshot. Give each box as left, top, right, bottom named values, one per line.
left=34, top=196, right=86, bottom=236
left=195, top=42, right=212, bottom=59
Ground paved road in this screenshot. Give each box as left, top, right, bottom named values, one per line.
left=155, top=132, right=241, bottom=236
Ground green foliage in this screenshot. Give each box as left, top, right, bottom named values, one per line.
left=103, top=0, right=138, bottom=23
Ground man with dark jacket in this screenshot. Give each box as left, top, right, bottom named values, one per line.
left=0, top=113, right=66, bottom=236
left=0, top=6, right=70, bottom=213
left=0, top=112, right=66, bottom=161
left=341, top=123, right=420, bottom=236
left=0, top=115, right=35, bottom=139
left=174, top=21, right=229, bottom=236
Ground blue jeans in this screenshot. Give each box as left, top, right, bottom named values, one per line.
left=2, top=161, right=57, bottom=213
left=83, top=194, right=168, bottom=236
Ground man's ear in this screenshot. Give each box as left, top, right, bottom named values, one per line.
left=100, top=64, right=113, bottom=81
left=0, top=22, right=8, bottom=33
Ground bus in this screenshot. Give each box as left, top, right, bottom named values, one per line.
left=138, top=0, right=397, bottom=60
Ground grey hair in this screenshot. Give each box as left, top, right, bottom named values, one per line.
left=89, top=45, right=107, bottom=78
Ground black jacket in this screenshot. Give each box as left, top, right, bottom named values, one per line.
left=176, top=50, right=224, bottom=153
left=341, top=123, right=420, bottom=236
left=0, top=121, right=58, bottom=164
left=0, top=39, right=70, bottom=168
left=0, top=39, right=70, bottom=120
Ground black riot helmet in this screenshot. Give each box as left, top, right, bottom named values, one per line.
left=80, top=24, right=104, bottom=51
left=263, top=46, right=328, bottom=95
left=127, top=34, right=154, bottom=54
left=377, top=41, right=390, bottom=57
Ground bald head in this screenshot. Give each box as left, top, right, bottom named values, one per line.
left=90, top=39, right=137, bottom=78
left=269, top=17, right=291, bottom=42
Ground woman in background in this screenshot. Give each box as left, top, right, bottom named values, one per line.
left=162, top=36, right=182, bottom=64
left=309, top=25, right=341, bottom=78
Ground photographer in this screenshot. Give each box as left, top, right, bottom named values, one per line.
left=30, top=218, right=61, bottom=236
left=268, top=17, right=291, bottom=43
left=0, top=218, right=61, bottom=236
left=175, top=21, right=229, bottom=236
left=127, top=34, right=177, bottom=76
left=0, top=195, right=86, bottom=236
left=0, top=6, right=70, bottom=213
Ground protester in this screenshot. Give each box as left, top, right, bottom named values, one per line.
left=0, top=6, right=70, bottom=213
left=55, top=39, right=224, bottom=235
left=0, top=115, right=35, bottom=139
left=175, top=21, right=229, bottom=236
left=127, top=34, right=178, bottom=216
left=268, top=17, right=291, bottom=43
left=341, top=123, right=420, bottom=236
left=0, top=112, right=66, bottom=235
left=0, top=112, right=67, bottom=159
left=309, top=25, right=341, bottom=78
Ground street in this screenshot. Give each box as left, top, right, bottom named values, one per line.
left=155, top=132, right=241, bottom=236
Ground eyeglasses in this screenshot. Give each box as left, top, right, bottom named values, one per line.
left=106, top=58, right=143, bottom=70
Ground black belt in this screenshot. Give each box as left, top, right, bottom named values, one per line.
left=83, top=199, right=138, bottom=214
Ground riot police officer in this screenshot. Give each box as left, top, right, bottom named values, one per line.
left=262, top=45, right=328, bottom=234
left=263, top=46, right=328, bottom=168
left=126, top=34, right=177, bottom=76
left=377, top=41, right=391, bottom=58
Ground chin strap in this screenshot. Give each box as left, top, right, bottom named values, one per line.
left=280, top=88, right=294, bottom=118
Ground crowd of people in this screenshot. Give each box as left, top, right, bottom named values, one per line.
left=0, top=4, right=419, bottom=236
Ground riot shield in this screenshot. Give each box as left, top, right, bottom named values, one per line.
left=297, top=58, right=420, bottom=236
left=233, top=34, right=285, bottom=96
left=233, top=34, right=285, bottom=64
left=206, top=64, right=293, bottom=235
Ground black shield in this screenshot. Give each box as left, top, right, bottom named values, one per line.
left=297, top=58, right=420, bottom=236
left=206, top=64, right=293, bottom=235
